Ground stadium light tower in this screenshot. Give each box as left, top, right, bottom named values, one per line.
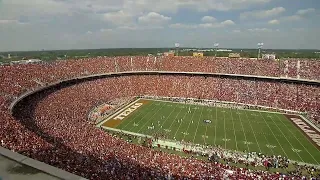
left=175, top=43, right=180, bottom=56
left=257, top=42, right=264, bottom=60
left=214, top=43, right=219, bottom=58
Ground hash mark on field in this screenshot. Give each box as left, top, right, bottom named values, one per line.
left=182, top=132, right=189, bottom=135
left=243, top=141, right=253, bottom=145
left=292, top=148, right=302, bottom=153
left=266, top=144, right=276, bottom=149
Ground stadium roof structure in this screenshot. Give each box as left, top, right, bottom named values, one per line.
left=0, top=147, right=87, bottom=180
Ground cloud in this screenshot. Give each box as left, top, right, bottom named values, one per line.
left=102, top=10, right=133, bottom=25
left=100, top=28, right=113, bottom=32
left=248, top=28, right=273, bottom=32
left=86, top=31, right=92, bottom=34
left=138, top=12, right=171, bottom=25
left=201, top=16, right=216, bottom=23
left=221, top=20, right=235, bottom=26
left=122, top=0, right=272, bottom=13
left=232, top=29, right=241, bottom=33
left=0, top=19, right=19, bottom=24
left=280, top=15, right=302, bottom=22
left=297, top=8, right=315, bottom=15
left=169, top=23, right=197, bottom=29
left=240, top=7, right=285, bottom=19
left=170, top=19, right=234, bottom=29
left=268, top=19, right=279, bottom=25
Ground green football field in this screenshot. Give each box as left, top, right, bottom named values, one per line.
left=113, top=99, right=320, bottom=165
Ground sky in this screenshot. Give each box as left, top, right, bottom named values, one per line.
left=0, top=0, right=319, bottom=51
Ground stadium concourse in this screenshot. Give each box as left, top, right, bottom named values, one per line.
left=0, top=56, right=319, bottom=179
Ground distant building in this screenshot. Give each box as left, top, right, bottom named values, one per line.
left=262, top=54, right=276, bottom=60
left=193, top=52, right=204, bottom=57
left=10, top=59, right=42, bottom=65
left=217, top=49, right=232, bottom=52
left=228, top=53, right=240, bottom=58
left=8, top=54, right=11, bottom=59
left=164, top=52, right=175, bottom=57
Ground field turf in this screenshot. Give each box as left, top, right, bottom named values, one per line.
left=109, top=99, right=320, bottom=165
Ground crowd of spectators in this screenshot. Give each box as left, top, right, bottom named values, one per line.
left=0, top=56, right=319, bottom=179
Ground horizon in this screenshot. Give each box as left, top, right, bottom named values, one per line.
left=1, top=47, right=319, bottom=53
left=0, top=0, right=319, bottom=51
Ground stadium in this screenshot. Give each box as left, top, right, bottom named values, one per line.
left=1, top=56, right=320, bottom=179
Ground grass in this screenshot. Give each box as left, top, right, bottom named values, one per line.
left=113, top=99, right=320, bottom=165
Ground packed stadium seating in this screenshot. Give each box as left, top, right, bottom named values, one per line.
left=0, top=56, right=319, bottom=179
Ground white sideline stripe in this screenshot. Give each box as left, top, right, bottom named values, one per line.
left=141, top=97, right=300, bottom=115
left=96, top=98, right=141, bottom=127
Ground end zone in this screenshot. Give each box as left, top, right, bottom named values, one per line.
left=97, top=98, right=149, bottom=128
left=285, top=114, right=320, bottom=150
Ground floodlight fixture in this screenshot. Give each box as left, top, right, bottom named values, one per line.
left=214, top=42, right=219, bottom=58
left=175, top=42, right=180, bottom=56
left=257, top=42, right=264, bottom=59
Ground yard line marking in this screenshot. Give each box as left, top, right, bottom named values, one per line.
left=192, top=106, right=204, bottom=144
left=204, top=107, right=214, bottom=145
left=248, top=112, right=275, bottom=155
left=229, top=108, right=238, bottom=151
left=235, top=108, right=250, bottom=152
left=222, top=107, right=227, bottom=149
left=182, top=105, right=198, bottom=141
left=155, top=103, right=184, bottom=135
left=266, top=114, right=304, bottom=162
left=122, top=101, right=156, bottom=130
left=257, top=111, right=289, bottom=157
left=274, top=114, right=319, bottom=164
left=135, top=102, right=167, bottom=133
left=173, top=104, right=192, bottom=138
left=214, top=106, right=218, bottom=146
left=243, top=110, right=261, bottom=153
